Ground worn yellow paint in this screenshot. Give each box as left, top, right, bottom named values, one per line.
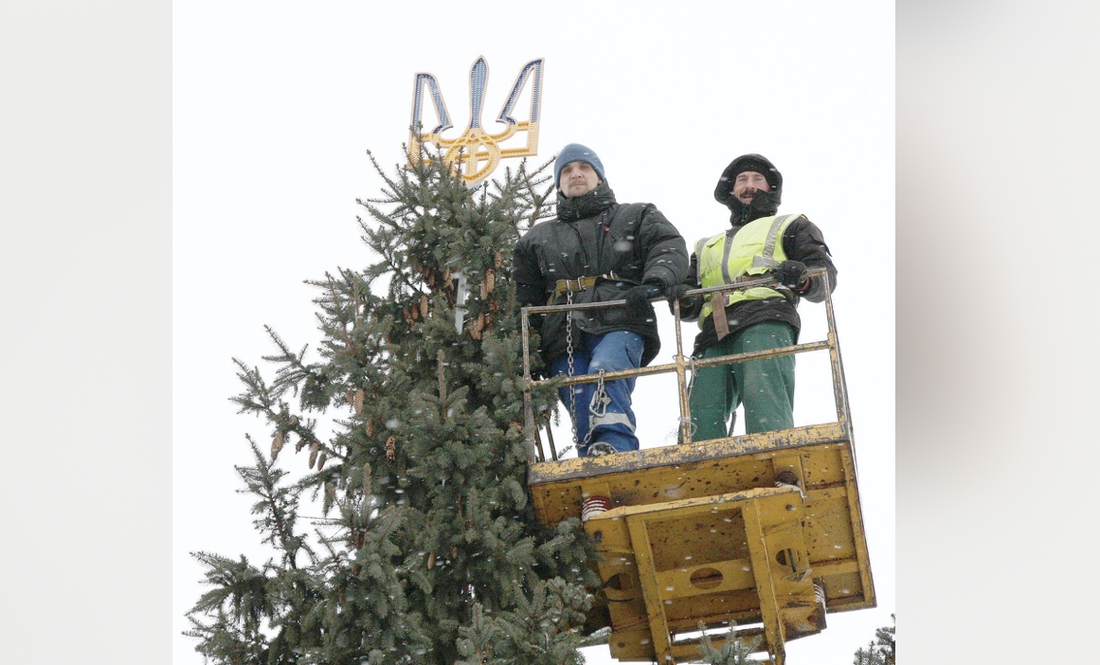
left=531, top=425, right=874, bottom=664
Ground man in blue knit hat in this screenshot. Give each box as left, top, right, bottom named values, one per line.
left=513, top=144, right=689, bottom=457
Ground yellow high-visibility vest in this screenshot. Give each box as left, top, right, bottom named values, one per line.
left=696, top=213, right=803, bottom=327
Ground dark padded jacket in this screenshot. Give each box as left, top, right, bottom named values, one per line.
left=513, top=180, right=688, bottom=367
left=679, top=154, right=837, bottom=356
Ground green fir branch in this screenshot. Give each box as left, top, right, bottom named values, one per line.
left=234, top=436, right=315, bottom=569
left=190, top=146, right=600, bottom=665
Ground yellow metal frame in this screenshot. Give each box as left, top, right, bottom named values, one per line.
left=519, top=270, right=875, bottom=664
left=585, top=486, right=825, bottom=663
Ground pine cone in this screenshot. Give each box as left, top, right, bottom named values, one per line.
left=271, top=431, right=285, bottom=460
left=469, top=313, right=485, bottom=340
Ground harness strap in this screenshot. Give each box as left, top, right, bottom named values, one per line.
left=712, top=292, right=730, bottom=340
left=710, top=273, right=775, bottom=340
left=549, top=272, right=622, bottom=303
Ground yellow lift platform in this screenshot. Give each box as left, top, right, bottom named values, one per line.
left=520, top=272, right=875, bottom=665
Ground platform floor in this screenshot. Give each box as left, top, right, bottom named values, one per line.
left=529, top=422, right=876, bottom=662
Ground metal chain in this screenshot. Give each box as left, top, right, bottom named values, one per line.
left=686, top=357, right=696, bottom=402
left=682, top=358, right=699, bottom=441
left=589, top=370, right=609, bottom=421
left=581, top=370, right=607, bottom=450
left=686, top=355, right=732, bottom=438
left=564, top=291, right=579, bottom=447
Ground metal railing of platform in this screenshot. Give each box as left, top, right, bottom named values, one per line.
left=519, top=268, right=852, bottom=464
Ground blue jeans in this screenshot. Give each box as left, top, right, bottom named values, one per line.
left=550, top=330, right=644, bottom=456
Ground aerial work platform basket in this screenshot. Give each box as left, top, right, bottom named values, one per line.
left=519, top=271, right=875, bottom=665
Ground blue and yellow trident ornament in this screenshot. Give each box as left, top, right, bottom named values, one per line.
left=410, top=56, right=544, bottom=186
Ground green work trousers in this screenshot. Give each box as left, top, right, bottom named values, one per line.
left=689, top=320, right=796, bottom=440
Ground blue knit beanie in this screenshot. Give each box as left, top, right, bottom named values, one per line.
left=554, top=143, right=605, bottom=187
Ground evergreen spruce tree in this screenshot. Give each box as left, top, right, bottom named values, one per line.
left=852, top=614, right=895, bottom=665
left=186, top=147, right=601, bottom=665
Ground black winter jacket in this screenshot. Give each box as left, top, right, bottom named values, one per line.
left=513, top=180, right=688, bottom=367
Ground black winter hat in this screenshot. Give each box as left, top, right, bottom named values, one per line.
left=713, top=153, right=783, bottom=207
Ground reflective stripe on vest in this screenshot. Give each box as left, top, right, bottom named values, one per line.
left=696, top=214, right=801, bottom=328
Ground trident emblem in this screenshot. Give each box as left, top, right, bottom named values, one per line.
left=410, top=56, right=544, bottom=186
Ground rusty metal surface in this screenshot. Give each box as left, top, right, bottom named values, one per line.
left=530, top=432, right=875, bottom=610
left=530, top=431, right=875, bottom=664
left=529, top=423, right=848, bottom=490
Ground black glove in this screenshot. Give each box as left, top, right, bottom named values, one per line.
left=624, top=284, right=660, bottom=316
left=666, top=282, right=697, bottom=316
left=773, top=260, right=808, bottom=289
left=665, top=283, right=691, bottom=301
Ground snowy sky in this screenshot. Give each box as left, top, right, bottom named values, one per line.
left=172, top=2, right=895, bottom=663
left=18, top=2, right=1100, bottom=664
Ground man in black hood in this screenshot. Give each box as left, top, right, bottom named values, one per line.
left=674, top=153, right=837, bottom=439
left=512, top=144, right=688, bottom=457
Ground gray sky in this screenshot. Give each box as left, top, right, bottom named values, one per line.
left=173, top=2, right=895, bottom=663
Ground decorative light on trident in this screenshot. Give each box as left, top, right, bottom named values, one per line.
left=409, top=56, right=544, bottom=186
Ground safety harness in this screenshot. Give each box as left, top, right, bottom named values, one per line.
left=548, top=271, right=623, bottom=304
